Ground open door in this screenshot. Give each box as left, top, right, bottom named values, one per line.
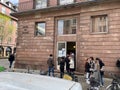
left=67, top=42, right=76, bottom=70
left=56, top=42, right=76, bottom=70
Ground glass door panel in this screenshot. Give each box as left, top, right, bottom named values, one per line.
left=57, top=42, right=66, bottom=69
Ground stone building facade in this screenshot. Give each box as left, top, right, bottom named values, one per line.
left=12, top=0, right=120, bottom=75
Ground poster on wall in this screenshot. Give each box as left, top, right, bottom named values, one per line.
left=58, top=48, right=66, bottom=57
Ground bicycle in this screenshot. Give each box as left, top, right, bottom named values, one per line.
left=106, top=73, right=120, bottom=90
left=87, top=77, right=100, bottom=90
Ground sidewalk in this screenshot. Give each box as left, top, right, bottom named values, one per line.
left=0, top=59, right=112, bottom=90
left=5, top=68, right=112, bottom=90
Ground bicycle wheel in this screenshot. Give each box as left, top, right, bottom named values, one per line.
left=106, top=84, right=120, bottom=90
left=106, top=84, right=113, bottom=90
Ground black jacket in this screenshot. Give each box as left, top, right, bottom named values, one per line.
left=60, top=59, right=65, bottom=69
left=8, top=54, right=15, bottom=61
left=47, top=57, right=54, bottom=68
left=85, top=62, right=91, bottom=73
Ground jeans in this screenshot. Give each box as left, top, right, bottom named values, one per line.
left=9, top=61, right=14, bottom=68
left=100, top=74, right=104, bottom=85
left=60, top=67, right=64, bottom=78
left=48, top=67, right=54, bottom=76
left=86, top=72, right=90, bottom=84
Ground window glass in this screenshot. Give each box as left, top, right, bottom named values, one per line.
left=58, top=18, right=76, bottom=35
left=35, top=22, right=46, bottom=36
left=0, top=37, right=2, bottom=43
left=2, top=7, right=6, bottom=14
left=7, top=37, right=12, bottom=44
left=59, top=0, right=74, bottom=5
left=0, top=0, right=3, bottom=3
left=35, top=0, right=47, bottom=9
left=58, top=20, right=64, bottom=35
left=91, top=15, right=108, bottom=33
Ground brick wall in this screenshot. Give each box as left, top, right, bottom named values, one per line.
left=18, top=0, right=88, bottom=11
left=15, top=0, right=120, bottom=75
left=78, top=2, right=120, bottom=75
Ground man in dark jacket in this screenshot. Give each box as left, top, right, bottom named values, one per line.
left=47, top=54, right=54, bottom=76
left=85, top=58, right=91, bottom=84
left=60, top=57, right=65, bottom=78
left=65, top=54, right=70, bottom=74
left=8, top=53, right=15, bottom=68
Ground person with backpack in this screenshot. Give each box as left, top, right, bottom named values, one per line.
left=47, top=54, right=54, bottom=76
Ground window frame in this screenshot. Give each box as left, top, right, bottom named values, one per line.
left=1, top=6, right=6, bottom=14
left=35, top=0, right=48, bottom=9
left=90, top=15, right=108, bottom=34
left=35, top=22, right=46, bottom=36
left=57, top=18, right=77, bottom=35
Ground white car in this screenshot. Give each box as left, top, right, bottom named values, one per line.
left=0, top=72, right=82, bottom=90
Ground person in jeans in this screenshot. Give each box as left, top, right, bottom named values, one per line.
left=47, top=54, right=54, bottom=76
left=85, top=57, right=91, bottom=84
left=96, top=58, right=105, bottom=86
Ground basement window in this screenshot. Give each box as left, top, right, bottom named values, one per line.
left=35, top=22, right=46, bottom=36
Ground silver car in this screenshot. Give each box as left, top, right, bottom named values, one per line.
left=0, top=72, right=82, bottom=90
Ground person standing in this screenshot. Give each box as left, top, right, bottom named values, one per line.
left=89, top=57, right=95, bottom=73
left=69, top=55, right=74, bottom=75
left=47, top=54, right=54, bottom=76
left=93, top=58, right=101, bottom=85
left=8, top=53, right=15, bottom=68
left=96, top=58, right=105, bottom=86
left=85, top=57, right=91, bottom=84
left=59, top=57, right=65, bottom=78
left=65, top=54, right=70, bottom=74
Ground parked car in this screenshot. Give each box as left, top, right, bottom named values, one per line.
left=0, top=72, right=82, bottom=90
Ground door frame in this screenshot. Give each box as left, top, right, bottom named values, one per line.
left=56, top=41, right=67, bottom=69
left=56, top=41, right=76, bottom=70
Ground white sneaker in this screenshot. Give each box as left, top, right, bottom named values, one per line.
left=86, top=80, right=90, bottom=84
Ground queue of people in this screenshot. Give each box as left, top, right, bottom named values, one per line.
left=47, top=53, right=75, bottom=78
left=85, top=57, right=105, bottom=87
left=59, top=52, right=75, bottom=78
left=47, top=54, right=105, bottom=87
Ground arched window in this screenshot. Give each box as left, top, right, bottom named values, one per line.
left=0, top=46, right=4, bottom=57
left=6, top=47, right=12, bottom=56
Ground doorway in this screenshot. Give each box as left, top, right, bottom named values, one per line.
left=57, top=42, right=76, bottom=70
left=67, top=42, right=76, bottom=55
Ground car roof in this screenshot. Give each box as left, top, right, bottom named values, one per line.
left=0, top=72, right=82, bottom=90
